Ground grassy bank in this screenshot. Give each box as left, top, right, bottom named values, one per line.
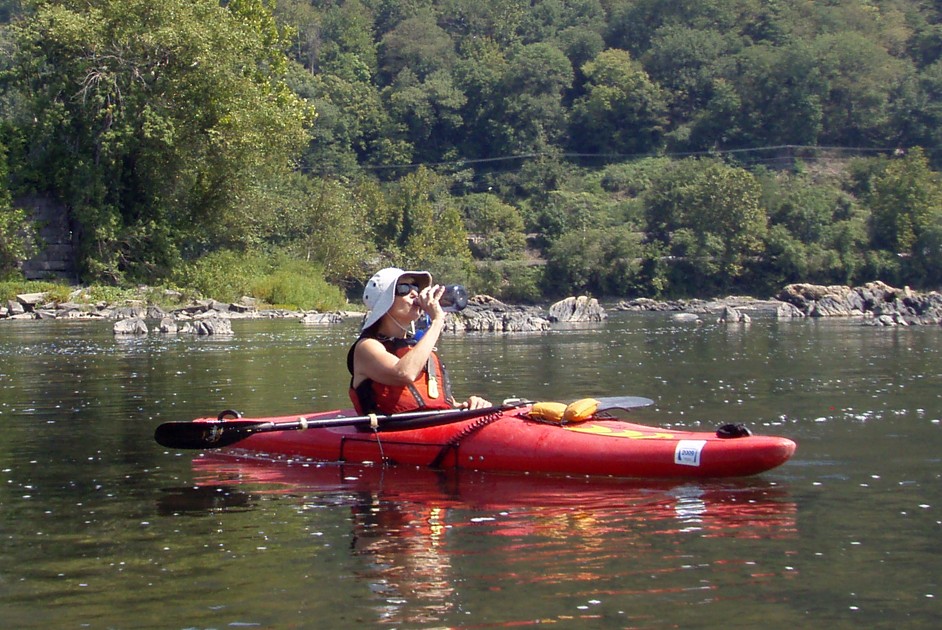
left=2, top=252, right=355, bottom=312
left=1, top=273, right=350, bottom=315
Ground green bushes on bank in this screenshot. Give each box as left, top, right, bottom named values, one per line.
left=3, top=252, right=350, bottom=312
left=174, top=251, right=347, bottom=311
left=0, top=280, right=70, bottom=304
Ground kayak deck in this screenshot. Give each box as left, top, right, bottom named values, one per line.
left=198, top=406, right=796, bottom=479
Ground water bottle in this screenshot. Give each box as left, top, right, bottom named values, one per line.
left=414, top=285, right=468, bottom=340
left=440, top=284, right=468, bottom=312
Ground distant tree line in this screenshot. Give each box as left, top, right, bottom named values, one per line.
left=0, top=0, right=940, bottom=304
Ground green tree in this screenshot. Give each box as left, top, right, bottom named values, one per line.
left=724, top=41, right=825, bottom=147
left=459, top=193, right=526, bottom=260
left=893, top=60, right=942, bottom=167
left=543, top=225, right=642, bottom=296
left=298, top=55, right=412, bottom=174
left=570, top=48, right=667, bottom=155
left=813, top=31, right=908, bottom=146
left=682, top=77, right=742, bottom=150
left=0, top=139, right=37, bottom=278
left=273, top=0, right=325, bottom=71
left=538, top=190, right=603, bottom=242
left=492, top=42, right=572, bottom=154
left=438, top=0, right=529, bottom=46
left=385, top=167, right=473, bottom=278
left=757, top=169, right=868, bottom=288
left=275, top=174, right=376, bottom=285
left=518, top=0, right=606, bottom=44
left=867, top=148, right=942, bottom=271
left=378, top=12, right=456, bottom=83
left=384, top=68, right=466, bottom=164
left=554, top=26, right=605, bottom=81
left=452, top=36, right=508, bottom=158
left=643, top=159, right=767, bottom=294
left=642, top=26, right=732, bottom=122
left=474, top=260, right=543, bottom=303
left=914, top=212, right=942, bottom=285
left=276, top=0, right=378, bottom=75
left=6, top=0, right=313, bottom=282
left=320, top=0, right=379, bottom=73
left=369, top=0, right=438, bottom=37
left=606, top=0, right=753, bottom=57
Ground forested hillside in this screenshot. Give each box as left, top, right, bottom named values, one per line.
left=1, top=0, right=941, bottom=306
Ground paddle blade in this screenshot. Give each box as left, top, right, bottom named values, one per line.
left=595, top=396, right=655, bottom=411
left=154, top=421, right=266, bottom=449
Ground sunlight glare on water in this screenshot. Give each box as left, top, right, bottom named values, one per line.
left=0, top=315, right=939, bottom=628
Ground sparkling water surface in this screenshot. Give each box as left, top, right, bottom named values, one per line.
left=0, top=314, right=939, bottom=628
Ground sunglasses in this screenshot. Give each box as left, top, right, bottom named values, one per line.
left=395, top=283, right=420, bottom=296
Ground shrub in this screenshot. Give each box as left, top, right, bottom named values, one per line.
left=474, top=262, right=544, bottom=304
left=250, top=260, right=347, bottom=311
left=174, top=250, right=269, bottom=302
left=0, top=208, right=38, bottom=279
left=174, top=250, right=347, bottom=310
left=0, top=280, right=70, bottom=304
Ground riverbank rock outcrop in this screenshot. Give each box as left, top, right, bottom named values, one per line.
left=777, top=281, right=942, bottom=326
left=548, top=296, right=606, bottom=322
left=445, top=295, right=551, bottom=333
left=613, top=281, right=942, bottom=326
left=4, top=283, right=940, bottom=328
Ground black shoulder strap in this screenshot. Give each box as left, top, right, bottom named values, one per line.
left=348, top=333, right=416, bottom=374
left=346, top=337, right=360, bottom=375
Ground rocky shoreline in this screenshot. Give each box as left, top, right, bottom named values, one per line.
left=2, top=281, right=940, bottom=334
left=615, top=281, right=942, bottom=327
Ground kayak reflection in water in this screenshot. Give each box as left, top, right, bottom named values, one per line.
left=347, top=267, right=490, bottom=415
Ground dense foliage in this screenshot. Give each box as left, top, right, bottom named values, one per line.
left=1, top=0, right=941, bottom=301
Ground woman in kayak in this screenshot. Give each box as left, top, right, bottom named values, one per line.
left=347, top=267, right=491, bottom=415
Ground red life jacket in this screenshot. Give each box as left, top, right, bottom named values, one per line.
left=347, top=335, right=453, bottom=415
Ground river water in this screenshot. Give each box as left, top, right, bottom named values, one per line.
left=0, top=313, right=939, bottom=628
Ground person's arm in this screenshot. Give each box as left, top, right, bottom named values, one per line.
left=354, top=285, right=446, bottom=386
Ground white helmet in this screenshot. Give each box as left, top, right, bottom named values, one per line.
left=361, top=267, right=432, bottom=331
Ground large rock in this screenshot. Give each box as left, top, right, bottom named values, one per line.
left=301, top=311, right=345, bottom=325
left=179, top=316, right=233, bottom=335
left=778, top=283, right=858, bottom=316
left=615, top=298, right=687, bottom=312
left=158, top=317, right=178, bottom=333
left=113, top=305, right=147, bottom=320
left=548, top=296, right=606, bottom=322
left=230, top=301, right=256, bottom=314
left=113, top=318, right=148, bottom=335
left=446, top=295, right=551, bottom=333
left=775, top=302, right=805, bottom=318
left=718, top=305, right=751, bottom=324
left=6, top=300, right=25, bottom=316
left=779, top=281, right=942, bottom=325
left=16, top=293, right=46, bottom=309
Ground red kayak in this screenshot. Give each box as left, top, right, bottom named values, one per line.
left=163, top=404, right=796, bottom=479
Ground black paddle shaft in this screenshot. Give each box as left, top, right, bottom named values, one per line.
left=155, top=404, right=515, bottom=450
left=153, top=396, right=655, bottom=450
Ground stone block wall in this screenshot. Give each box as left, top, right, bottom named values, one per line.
left=17, top=195, right=79, bottom=282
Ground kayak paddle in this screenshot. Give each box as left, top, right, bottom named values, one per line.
left=154, top=396, right=654, bottom=450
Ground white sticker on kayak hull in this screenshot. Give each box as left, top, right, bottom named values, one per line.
left=674, top=440, right=707, bottom=467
